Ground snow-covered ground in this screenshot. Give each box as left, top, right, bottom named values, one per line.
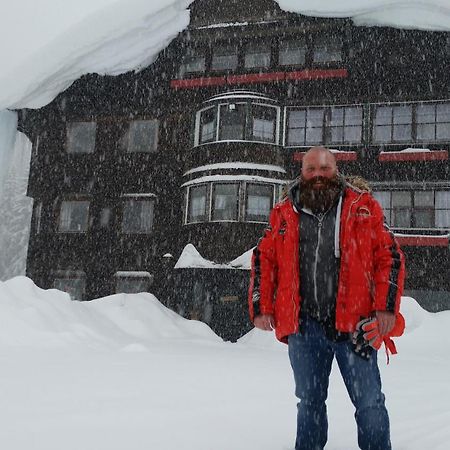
left=0, top=276, right=448, bottom=450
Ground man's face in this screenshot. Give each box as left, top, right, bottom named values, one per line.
left=301, top=150, right=338, bottom=189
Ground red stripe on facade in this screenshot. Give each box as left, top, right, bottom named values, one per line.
left=379, top=150, right=448, bottom=162
left=170, top=69, right=348, bottom=89
left=227, top=72, right=286, bottom=84
left=294, top=151, right=357, bottom=162
left=170, top=77, right=227, bottom=88
left=395, top=235, right=449, bottom=247
left=285, top=68, right=348, bottom=80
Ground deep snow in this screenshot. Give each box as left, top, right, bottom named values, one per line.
left=0, top=276, right=449, bottom=450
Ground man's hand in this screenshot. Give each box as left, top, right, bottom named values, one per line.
left=375, top=310, right=395, bottom=336
left=253, top=314, right=275, bottom=331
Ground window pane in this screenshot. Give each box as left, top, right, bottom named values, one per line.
left=252, top=105, right=276, bottom=143
left=343, top=126, right=362, bottom=143
left=313, top=36, right=343, bottom=63
left=307, top=108, right=324, bottom=126
left=59, top=201, right=90, bottom=232
left=287, top=127, right=305, bottom=146
left=331, top=127, right=344, bottom=143
left=373, top=191, right=391, bottom=224
left=188, top=185, right=207, bottom=223
left=416, top=104, right=435, bottom=123
left=127, top=120, right=158, bottom=152
left=414, top=191, right=434, bottom=207
left=374, top=125, right=391, bottom=143
left=415, top=210, right=434, bottom=228
left=34, top=202, right=42, bottom=234
left=212, top=46, right=238, bottom=71
left=219, top=104, right=246, bottom=140
left=244, top=42, right=271, bottom=68
left=345, top=107, right=363, bottom=126
left=116, top=277, right=150, bottom=294
left=393, top=209, right=411, bottom=227
left=212, top=184, right=239, bottom=221
left=435, top=191, right=450, bottom=227
left=375, top=106, right=392, bottom=125
left=200, top=108, right=217, bottom=143
left=246, top=184, right=273, bottom=222
left=436, top=103, right=450, bottom=122
left=54, top=277, right=85, bottom=301
left=279, top=39, right=306, bottom=66
left=289, top=109, right=306, bottom=126
left=123, top=199, right=154, bottom=233
left=416, top=123, right=435, bottom=141
left=436, top=123, right=450, bottom=140
left=392, top=191, right=411, bottom=207
left=330, top=108, right=344, bottom=127
left=393, top=105, right=412, bottom=124
left=67, top=122, right=96, bottom=154
left=393, top=124, right=412, bottom=141
left=305, top=127, right=322, bottom=144
left=180, top=50, right=205, bottom=75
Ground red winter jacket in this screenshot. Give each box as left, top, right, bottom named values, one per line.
left=248, top=183, right=405, bottom=344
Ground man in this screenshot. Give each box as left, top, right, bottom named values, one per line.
left=248, top=147, right=405, bottom=450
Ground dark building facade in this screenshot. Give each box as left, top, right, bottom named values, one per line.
left=20, top=0, right=450, bottom=340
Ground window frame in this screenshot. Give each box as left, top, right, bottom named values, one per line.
left=53, top=271, right=86, bottom=301
left=244, top=182, right=275, bottom=223
left=115, top=272, right=153, bottom=294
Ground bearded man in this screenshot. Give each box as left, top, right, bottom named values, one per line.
left=248, top=147, right=405, bottom=450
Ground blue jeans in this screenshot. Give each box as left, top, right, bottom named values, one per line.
left=288, top=316, right=392, bottom=450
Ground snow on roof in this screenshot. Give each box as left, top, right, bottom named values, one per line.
left=181, top=174, right=287, bottom=188
left=174, top=244, right=252, bottom=270
left=115, top=271, right=153, bottom=278
left=1, top=1, right=449, bottom=111
left=183, top=162, right=286, bottom=176
left=380, top=148, right=431, bottom=153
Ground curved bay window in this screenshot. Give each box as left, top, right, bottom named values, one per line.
left=195, top=95, right=280, bottom=146
left=185, top=180, right=280, bottom=224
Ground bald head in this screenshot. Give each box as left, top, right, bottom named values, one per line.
left=301, top=147, right=337, bottom=183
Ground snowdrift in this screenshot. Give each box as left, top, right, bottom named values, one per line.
left=0, top=276, right=220, bottom=348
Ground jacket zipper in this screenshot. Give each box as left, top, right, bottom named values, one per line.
left=313, top=215, right=324, bottom=309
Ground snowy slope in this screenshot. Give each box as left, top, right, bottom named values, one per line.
left=0, top=276, right=449, bottom=450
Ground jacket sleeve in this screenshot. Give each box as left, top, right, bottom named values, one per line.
left=370, top=197, right=405, bottom=314
left=248, top=207, right=280, bottom=322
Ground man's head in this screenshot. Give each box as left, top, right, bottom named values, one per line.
left=299, top=147, right=343, bottom=212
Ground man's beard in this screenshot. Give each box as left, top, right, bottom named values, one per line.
left=299, top=174, right=343, bottom=213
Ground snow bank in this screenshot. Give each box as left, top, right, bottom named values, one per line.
left=277, top=0, right=450, bottom=31
left=0, top=276, right=220, bottom=348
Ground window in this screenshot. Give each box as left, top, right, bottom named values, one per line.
left=212, top=45, right=238, bottom=71
left=246, top=184, right=273, bottom=222
left=416, top=103, right=450, bottom=142
left=279, top=38, right=306, bottom=66
left=59, top=200, right=90, bottom=232
left=244, top=42, right=271, bottom=69
left=286, top=105, right=363, bottom=146
left=373, top=190, right=450, bottom=228
left=212, top=184, right=239, bottom=221
left=199, top=107, right=217, bottom=144
left=115, top=272, right=153, bottom=294
left=195, top=100, right=280, bottom=146
left=188, top=185, right=208, bottom=223
left=219, top=103, right=246, bottom=140
left=179, top=49, right=205, bottom=76
left=54, top=272, right=86, bottom=300
left=251, top=105, right=277, bottom=143
left=122, top=197, right=155, bottom=233
left=329, top=106, right=363, bottom=144
left=373, top=105, right=412, bottom=143
left=66, top=122, right=96, bottom=154
left=313, top=36, right=343, bottom=63
left=126, top=120, right=158, bottom=152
